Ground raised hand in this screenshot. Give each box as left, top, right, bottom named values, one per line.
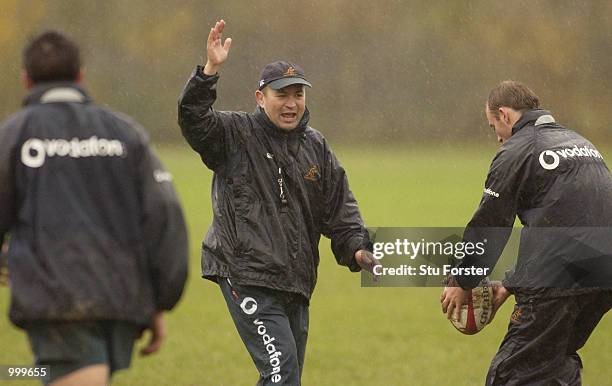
left=203, top=19, right=232, bottom=75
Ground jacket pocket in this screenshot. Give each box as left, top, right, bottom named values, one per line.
left=232, top=183, right=251, bottom=217
left=231, top=180, right=287, bottom=273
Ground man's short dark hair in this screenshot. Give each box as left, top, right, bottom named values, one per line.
left=487, top=80, right=540, bottom=117
left=23, top=31, right=81, bottom=84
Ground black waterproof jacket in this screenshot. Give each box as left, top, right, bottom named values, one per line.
left=456, top=109, right=612, bottom=290
left=178, top=67, right=369, bottom=299
left=0, top=82, right=188, bottom=328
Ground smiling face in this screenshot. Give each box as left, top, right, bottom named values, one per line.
left=256, top=84, right=305, bottom=131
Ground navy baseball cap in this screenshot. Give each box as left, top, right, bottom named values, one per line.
left=258, top=61, right=312, bottom=91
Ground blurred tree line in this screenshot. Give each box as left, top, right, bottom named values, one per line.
left=1, top=0, right=610, bottom=145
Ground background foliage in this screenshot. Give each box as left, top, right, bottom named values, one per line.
left=0, top=1, right=611, bottom=144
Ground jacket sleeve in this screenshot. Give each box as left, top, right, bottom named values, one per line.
left=0, top=113, right=24, bottom=250
left=177, top=66, right=244, bottom=171
left=455, top=139, right=533, bottom=289
left=319, top=141, right=370, bottom=271
left=137, top=141, right=189, bottom=310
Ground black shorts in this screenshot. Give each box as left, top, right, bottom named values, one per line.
left=26, top=320, right=142, bottom=383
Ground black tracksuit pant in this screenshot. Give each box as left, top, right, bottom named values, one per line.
left=219, top=278, right=309, bottom=385
left=486, top=289, right=612, bottom=386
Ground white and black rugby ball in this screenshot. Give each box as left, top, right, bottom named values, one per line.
left=450, top=278, right=494, bottom=335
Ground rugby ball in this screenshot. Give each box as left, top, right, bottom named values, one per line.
left=450, top=279, right=494, bottom=335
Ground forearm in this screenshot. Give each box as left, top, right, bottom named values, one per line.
left=325, top=186, right=369, bottom=270
left=0, top=120, right=17, bottom=239
left=454, top=225, right=512, bottom=289
left=140, top=148, right=189, bottom=310
left=178, top=66, right=219, bottom=131
left=149, top=199, right=189, bottom=311
left=177, top=67, right=229, bottom=167
left=331, top=227, right=370, bottom=271
left=0, top=235, right=7, bottom=286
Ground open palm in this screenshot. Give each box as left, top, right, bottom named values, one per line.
left=207, top=20, right=232, bottom=67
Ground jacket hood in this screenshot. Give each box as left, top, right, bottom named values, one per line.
left=23, top=82, right=91, bottom=106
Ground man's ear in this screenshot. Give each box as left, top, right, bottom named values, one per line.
left=21, top=70, right=34, bottom=90
left=255, top=89, right=265, bottom=107
left=498, top=107, right=511, bottom=125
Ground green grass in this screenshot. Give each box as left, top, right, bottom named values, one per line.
left=1, top=144, right=611, bottom=386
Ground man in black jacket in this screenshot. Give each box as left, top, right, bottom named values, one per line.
left=441, top=80, right=612, bottom=385
left=178, top=20, right=377, bottom=385
left=0, top=31, right=188, bottom=385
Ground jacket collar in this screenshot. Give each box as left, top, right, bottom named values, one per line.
left=512, top=109, right=555, bottom=135
left=23, top=82, right=91, bottom=106
left=254, top=105, right=310, bottom=138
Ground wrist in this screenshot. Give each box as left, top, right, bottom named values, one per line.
left=203, top=61, right=219, bottom=76
left=499, top=286, right=511, bottom=300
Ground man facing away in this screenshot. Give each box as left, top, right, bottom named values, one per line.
left=441, top=80, right=612, bottom=385
left=178, top=20, right=378, bottom=385
left=0, top=31, right=189, bottom=386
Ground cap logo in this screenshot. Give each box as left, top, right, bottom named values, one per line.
left=259, top=80, right=265, bottom=87
left=283, top=66, right=297, bottom=77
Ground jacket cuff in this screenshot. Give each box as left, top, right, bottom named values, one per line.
left=348, top=255, right=361, bottom=272
left=194, top=65, right=220, bottom=82
left=347, top=232, right=372, bottom=272
left=501, top=278, right=515, bottom=294
left=453, top=274, right=480, bottom=290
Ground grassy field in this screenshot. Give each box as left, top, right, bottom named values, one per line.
left=1, top=144, right=611, bottom=386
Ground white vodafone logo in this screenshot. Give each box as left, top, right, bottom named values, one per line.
left=21, top=138, right=46, bottom=168
left=20, top=136, right=126, bottom=168
left=539, top=150, right=560, bottom=170
left=538, top=145, right=603, bottom=171
left=240, top=297, right=258, bottom=315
